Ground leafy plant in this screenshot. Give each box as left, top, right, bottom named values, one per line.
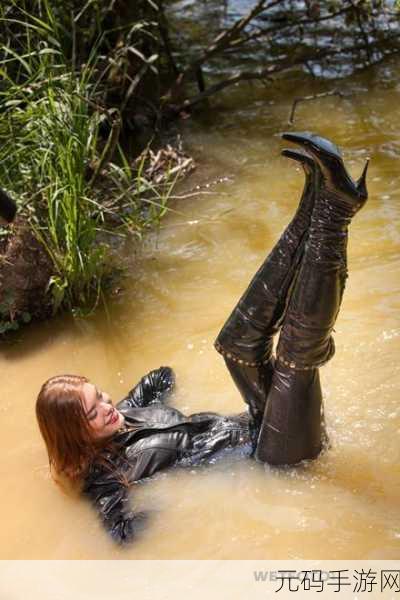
left=0, top=0, right=180, bottom=317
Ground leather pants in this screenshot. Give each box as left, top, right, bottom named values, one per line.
left=226, top=357, right=323, bottom=465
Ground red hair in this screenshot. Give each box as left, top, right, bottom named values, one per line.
left=36, top=374, right=108, bottom=482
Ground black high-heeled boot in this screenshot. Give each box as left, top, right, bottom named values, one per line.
left=276, top=131, right=369, bottom=369
left=256, top=132, right=369, bottom=465
left=282, top=132, right=368, bottom=214
left=215, top=151, right=320, bottom=441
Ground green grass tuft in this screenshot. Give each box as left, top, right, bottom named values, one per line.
left=0, top=1, right=178, bottom=317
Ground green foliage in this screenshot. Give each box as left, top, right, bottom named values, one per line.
left=0, top=0, right=178, bottom=318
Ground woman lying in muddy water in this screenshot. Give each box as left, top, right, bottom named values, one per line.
left=36, top=132, right=369, bottom=544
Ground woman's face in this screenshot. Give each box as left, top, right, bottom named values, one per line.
left=81, top=382, right=125, bottom=439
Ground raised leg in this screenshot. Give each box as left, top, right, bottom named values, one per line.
left=215, top=152, right=320, bottom=437
left=223, top=358, right=274, bottom=448
left=215, top=151, right=319, bottom=367
left=256, top=364, right=323, bottom=465
left=256, top=132, right=369, bottom=465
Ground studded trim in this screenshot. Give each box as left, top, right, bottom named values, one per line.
left=215, top=341, right=333, bottom=371
left=276, top=354, right=331, bottom=371
left=214, top=341, right=266, bottom=367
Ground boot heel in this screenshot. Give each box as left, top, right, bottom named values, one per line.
left=356, top=158, right=370, bottom=201
left=281, top=131, right=369, bottom=212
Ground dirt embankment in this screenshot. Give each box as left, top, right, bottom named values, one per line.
left=0, top=219, right=53, bottom=332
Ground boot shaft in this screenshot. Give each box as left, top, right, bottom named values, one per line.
left=306, top=186, right=351, bottom=267
left=215, top=155, right=320, bottom=367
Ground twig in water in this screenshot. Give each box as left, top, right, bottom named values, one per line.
left=165, top=191, right=216, bottom=200
left=288, top=89, right=347, bottom=124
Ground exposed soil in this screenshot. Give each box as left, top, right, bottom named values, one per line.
left=0, top=218, right=53, bottom=329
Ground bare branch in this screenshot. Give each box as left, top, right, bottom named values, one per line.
left=177, top=69, right=276, bottom=111
left=166, top=0, right=285, bottom=99
left=236, top=5, right=355, bottom=47
left=158, top=0, right=179, bottom=75
left=288, top=90, right=346, bottom=125
left=174, top=31, right=400, bottom=113
left=348, top=0, right=372, bottom=63
left=199, top=0, right=275, bottom=62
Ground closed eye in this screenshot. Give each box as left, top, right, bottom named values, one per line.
left=85, top=398, right=99, bottom=421
left=86, top=409, right=97, bottom=421
left=98, top=389, right=112, bottom=405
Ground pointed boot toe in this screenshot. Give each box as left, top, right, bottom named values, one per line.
left=282, top=131, right=342, bottom=160
left=281, top=148, right=316, bottom=174
left=282, top=132, right=369, bottom=212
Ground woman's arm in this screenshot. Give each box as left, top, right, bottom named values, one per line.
left=83, top=431, right=189, bottom=544
left=117, top=366, right=175, bottom=410
left=82, top=469, right=143, bottom=545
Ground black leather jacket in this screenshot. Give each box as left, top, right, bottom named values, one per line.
left=82, top=367, right=251, bottom=544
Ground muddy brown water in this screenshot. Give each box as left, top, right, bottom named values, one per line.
left=1, top=64, right=399, bottom=560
